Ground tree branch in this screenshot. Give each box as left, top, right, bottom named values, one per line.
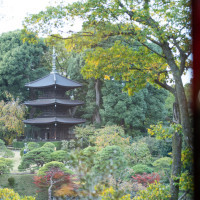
left=140, top=41, right=166, bottom=58
left=154, top=79, right=175, bottom=95
left=172, top=38, right=187, bottom=76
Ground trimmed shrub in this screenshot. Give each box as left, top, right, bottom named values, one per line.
left=27, top=142, right=39, bottom=151
left=3, top=149, right=15, bottom=158
left=8, top=177, right=15, bottom=187
left=131, top=164, right=153, bottom=175
left=42, top=142, right=56, bottom=150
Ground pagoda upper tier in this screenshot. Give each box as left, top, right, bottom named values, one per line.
left=25, top=72, right=82, bottom=89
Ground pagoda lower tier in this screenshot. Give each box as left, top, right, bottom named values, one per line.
left=24, top=117, right=85, bottom=140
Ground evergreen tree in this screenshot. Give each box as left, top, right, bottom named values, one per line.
left=0, top=30, right=49, bottom=101
left=101, top=81, right=167, bottom=135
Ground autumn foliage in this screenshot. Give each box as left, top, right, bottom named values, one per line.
left=33, top=167, right=77, bottom=198
left=132, top=172, right=160, bottom=187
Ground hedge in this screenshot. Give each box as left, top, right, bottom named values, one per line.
left=13, top=141, right=62, bottom=150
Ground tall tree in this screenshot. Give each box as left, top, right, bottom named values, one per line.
left=101, top=81, right=167, bottom=135
left=0, top=30, right=49, bottom=101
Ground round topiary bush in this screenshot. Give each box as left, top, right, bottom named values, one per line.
left=42, top=142, right=56, bottom=150
left=8, top=177, right=15, bottom=187
left=131, top=164, right=153, bottom=175
left=27, top=142, right=39, bottom=151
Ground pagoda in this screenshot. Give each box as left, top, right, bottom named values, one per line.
left=23, top=49, right=85, bottom=140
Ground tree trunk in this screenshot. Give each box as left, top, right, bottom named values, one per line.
left=174, top=76, right=192, bottom=148
left=93, top=78, right=101, bottom=124
left=170, top=98, right=182, bottom=200
left=162, top=42, right=192, bottom=148
left=170, top=132, right=182, bottom=200
left=48, top=178, right=53, bottom=200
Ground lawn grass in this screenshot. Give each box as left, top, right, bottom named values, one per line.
left=0, top=174, right=48, bottom=200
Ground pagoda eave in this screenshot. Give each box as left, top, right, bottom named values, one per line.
left=23, top=117, right=86, bottom=125
left=25, top=73, right=82, bottom=88
left=24, top=99, right=84, bottom=106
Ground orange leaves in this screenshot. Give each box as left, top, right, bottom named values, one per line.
left=54, top=184, right=77, bottom=197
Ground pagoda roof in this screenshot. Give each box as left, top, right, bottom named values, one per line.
left=24, top=99, right=84, bottom=106
left=23, top=117, right=86, bottom=125
left=25, top=72, right=82, bottom=88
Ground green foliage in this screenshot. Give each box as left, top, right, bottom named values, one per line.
left=51, top=150, right=70, bottom=163
left=0, top=30, right=49, bottom=101
left=126, top=141, right=152, bottom=165
left=0, top=188, right=36, bottom=200
left=140, top=136, right=172, bottom=157
left=13, top=141, right=25, bottom=149
left=133, top=181, right=171, bottom=199
left=153, top=157, right=172, bottom=170
left=131, top=164, right=153, bottom=175
left=3, top=149, right=15, bottom=158
left=148, top=122, right=182, bottom=140
left=37, top=161, right=73, bottom=176
left=14, top=141, right=62, bottom=150
left=0, top=157, right=13, bottom=175
left=42, top=142, right=56, bottom=150
left=18, top=147, right=53, bottom=171
left=153, top=157, right=172, bottom=183
left=8, top=177, right=15, bottom=187
left=100, top=81, right=167, bottom=135
left=74, top=125, right=96, bottom=147
left=95, top=145, right=127, bottom=177
left=165, top=92, right=175, bottom=121
left=27, top=142, right=39, bottom=151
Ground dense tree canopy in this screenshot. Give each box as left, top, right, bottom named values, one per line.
left=101, top=81, right=167, bottom=135
left=0, top=30, right=49, bottom=101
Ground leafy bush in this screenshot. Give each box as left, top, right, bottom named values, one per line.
left=51, top=150, right=70, bottom=163
left=42, top=142, right=55, bottom=150
left=27, top=142, right=39, bottom=151
left=0, top=139, right=5, bottom=150
left=132, top=172, right=160, bottom=187
left=8, top=177, right=15, bottom=187
left=3, top=149, right=15, bottom=158
left=0, top=157, right=13, bottom=175
left=37, top=161, right=73, bottom=175
left=131, top=164, right=153, bottom=175
left=20, top=147, right=25, bottom=157
left=133, top=181, right=171, bottom=199
left=13, top=141, right=62, bottom=150
left=61, top=140, right=69, bottom=151
left=95, top=145, right=127, bottom=177
left=0, top=188, right=35, bottom=199
left=100, top=186, right=131, bottom=200
left=126, top=141, right=152, bottom=165
left=18, top=147, right=54, bottom=171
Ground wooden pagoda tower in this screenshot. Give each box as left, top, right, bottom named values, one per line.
left=23, top=49, right=85, bottom=140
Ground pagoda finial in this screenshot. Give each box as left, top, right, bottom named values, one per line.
left=51, top=47, right=57, bottom=73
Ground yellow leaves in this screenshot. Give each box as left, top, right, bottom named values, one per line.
left=0, top=188, right=35, bottom=200
left=0, top=98, right=25, bottom=138
left=104, top=75, right=110, bottom=80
